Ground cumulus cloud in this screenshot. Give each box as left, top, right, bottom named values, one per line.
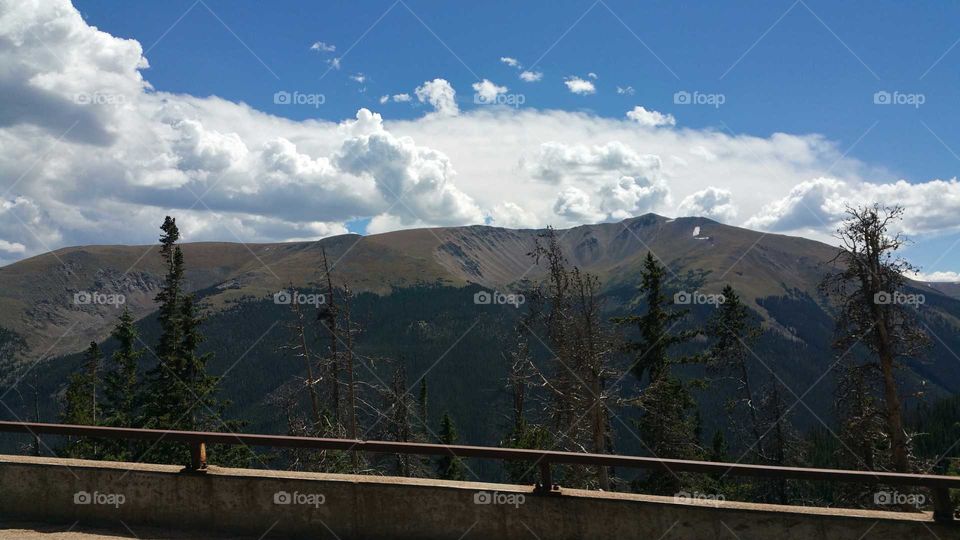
left=564, top=76, right=596, bottom=95
left=617, top=86, right=635, bottom=95
left=471, top=79, right=507, bottom=103
left=530, top=141, right=667, bottom=221
left=500, top=57, right=520, bottom=68
left=489, top=202, right=539, bottom=229
left=626, top=106, right=676, bottom=128
left=415, top=78, right=458, bottom=116
left=520, top=70, right=543, bottom=82
left=677, top=187, right=738, bottom=223
left=2, top=0, right=960, bottom=276
left=745, top=177, right=960, bottom=237
left=909, top=270, right=960, bottom=283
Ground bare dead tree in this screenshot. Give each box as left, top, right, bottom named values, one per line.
left=819, top=204, right=930, bottom=473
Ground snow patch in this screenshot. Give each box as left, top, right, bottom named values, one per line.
left=692, top=226, right=700, bottom=237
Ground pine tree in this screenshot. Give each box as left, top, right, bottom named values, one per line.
left=141, top=217, right=187, bottom=436
left=615, top=252, right=701, bottom=494
left=61, top=342, right=102, bottom=458
left=140, top=216, right=247, bottom=467
left=436, top=412, right=466, bottom=481
left=705, top=285, right=764, bottom=462
left=102, top=309, right=140, bottom=427
left=101, top=309, right=142, bottom=459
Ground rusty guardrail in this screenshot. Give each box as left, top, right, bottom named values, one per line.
left=0, top=420, right=957, bottom=522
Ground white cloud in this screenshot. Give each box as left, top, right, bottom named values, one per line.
left=379, top=93, right=412, bottom=105
left=554, top=186, right=605, bottom=222
left=415, top=78, right=459, bottom=116
left=626, top=106, right=676, bottom=128
left=489, top=202, right=539, bottom=229
left=909, top=270, right=960, bottom=283
left=519, top=70, right=543, bottom=82
left=0, top=239, right=26, bottom=254
left=617, top=86, right=635, bottom=95
left=2, top=0, right=959, bottom=276
left=588, top=72, right=598, bottom=79
left=500, top=56, right=521, bottom=68
left=471, top=79, right=508, bottom=103
left=565, top=76, right=596, bottom=95
left=350, top=73, right=366, bottom=84
left=310, top=41, right=336, bottom=53
left=677, top=187, right=738, bottom=223
left=327, top=57, right=341, bottom=70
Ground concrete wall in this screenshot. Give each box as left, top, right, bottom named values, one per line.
left=0, top=454, right=954, bottom=539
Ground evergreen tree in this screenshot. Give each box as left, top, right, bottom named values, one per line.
left=614, top=252, right=701, bottom=494
left=141, top=217, right=187, bottom=436
left=102, top=309, right=141, bottom=428
left=61, top=342, right=102, bottom=458
left=705, top=285, right=764, bottom=462
left=436, top=412, right=466, bottom=481
left=140, top=216, right=248, bottom=467
left=101, top=309, right=142, bottom=459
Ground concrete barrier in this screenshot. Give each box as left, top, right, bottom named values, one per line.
left=0, top=454, right=954, bottom=539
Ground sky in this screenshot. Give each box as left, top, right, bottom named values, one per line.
left=1, top=0, right=960, bottom=279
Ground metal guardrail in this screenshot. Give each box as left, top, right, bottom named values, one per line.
left=1, top=421, right=957, bottom=522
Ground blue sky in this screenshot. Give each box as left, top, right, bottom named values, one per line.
left=1, top=0, right=959, bottom=278
left=72, top=0, right=960, bottom=180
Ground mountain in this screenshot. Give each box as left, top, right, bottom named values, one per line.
left=0, top=214, right=850, bottom=360
left=3, top=214, right=960, bottom=449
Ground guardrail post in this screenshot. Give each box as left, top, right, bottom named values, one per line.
left=534, top=461, right=559, bottom=495
left=188, top=441, right=207, bottom=472
left=932, top=487, right=954, bottom=523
